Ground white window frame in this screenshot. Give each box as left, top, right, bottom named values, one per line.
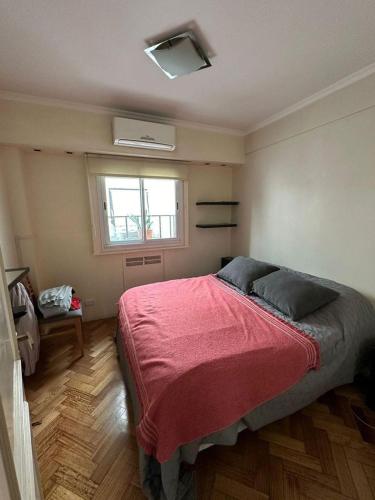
left=88, top=174, right=189, bottom=255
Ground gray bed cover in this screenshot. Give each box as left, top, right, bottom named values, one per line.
left=116, top=268, right=375, bottom=500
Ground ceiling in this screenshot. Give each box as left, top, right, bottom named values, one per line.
left=1, top=0, right=375, bottom=132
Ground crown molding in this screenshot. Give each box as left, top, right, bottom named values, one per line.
left=246, top=61, right=375, bottom=135
left=3, top=59, right=375, bottom=139
left=0, top=90, right=245, bottom=137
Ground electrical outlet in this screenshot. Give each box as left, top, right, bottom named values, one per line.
left=84, top=298, right=95, bottom=307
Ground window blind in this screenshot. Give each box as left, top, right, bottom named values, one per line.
left=85, top=154, right=189, bottom=180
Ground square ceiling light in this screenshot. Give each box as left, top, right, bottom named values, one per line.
left=145, top=31, right=211, bottom=79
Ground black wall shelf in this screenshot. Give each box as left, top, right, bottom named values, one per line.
left=196, top=223, right=237, bottom=228
left=196, top=200, right=238, bottom=227
left=196, top=201, right=239, bottom=206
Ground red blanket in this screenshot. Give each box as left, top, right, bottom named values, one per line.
left=118, top=275, right=319, bottom=463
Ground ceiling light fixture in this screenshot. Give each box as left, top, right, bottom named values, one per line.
left=145, top=31, right=211, bottom=79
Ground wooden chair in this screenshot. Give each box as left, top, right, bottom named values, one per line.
left=17, top=275, right=84, bottom=358
left=38, top=308, right=84, bottom=357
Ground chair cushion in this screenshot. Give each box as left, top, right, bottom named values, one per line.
left=38, top=307, right=82, bottom=323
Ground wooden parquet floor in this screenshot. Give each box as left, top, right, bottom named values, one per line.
left=25, top=318, right=375, bottom=500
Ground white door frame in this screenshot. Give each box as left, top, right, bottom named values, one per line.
left=0, top=402, right=21, bottom=500
left=0, top=247, right=42, bottom=499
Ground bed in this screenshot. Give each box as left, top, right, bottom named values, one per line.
left=116, top=266, right=375, bottom=500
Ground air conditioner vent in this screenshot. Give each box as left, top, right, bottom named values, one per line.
left=113, top=117, right=176, bottom=151
left=125, top=256, right=144, bottom=267
left=125, top=254, right=162, bottom=267
left=123, top=253, right=164, bottom=290
left=144, top=255, right=162, bottom=265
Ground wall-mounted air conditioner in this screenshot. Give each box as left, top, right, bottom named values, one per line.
left=113, top=117, right=176, bottom=151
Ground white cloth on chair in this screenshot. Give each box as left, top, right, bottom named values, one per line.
left=38, top=285, right=72, bottom=318
left=11, top=282, right=40, bottom=376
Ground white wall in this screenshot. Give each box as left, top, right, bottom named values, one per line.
left=0, top=151, right=19, bottom=268
left=0, top=95, right=243, bottom=320
left=0, top=98, right=245, bottom=165
left=22, top=152, right=233, bottom=320
left=232, top=73, right=375, bottom=302
left=0, top=453, right=12, bottom=500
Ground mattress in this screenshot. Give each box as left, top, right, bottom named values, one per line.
left=117, top=268, right=375, bottom=500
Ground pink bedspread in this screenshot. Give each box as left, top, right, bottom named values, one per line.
left=118, top=275, right=319, bottom=463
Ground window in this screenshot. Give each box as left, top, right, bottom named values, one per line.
left=95, top=175, right=186, bottom=252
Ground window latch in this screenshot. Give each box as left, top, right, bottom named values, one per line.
left=103, top=201, right=107, bottom=211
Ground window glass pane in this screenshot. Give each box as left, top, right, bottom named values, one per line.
left=104, top=177, right=143, bottom=243
left=143, top=178, right=177, bottom=240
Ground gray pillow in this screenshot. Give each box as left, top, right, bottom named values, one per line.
left=252, top=270, right=339, bottom=321
left=217, top=256, right=279, bottom=294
